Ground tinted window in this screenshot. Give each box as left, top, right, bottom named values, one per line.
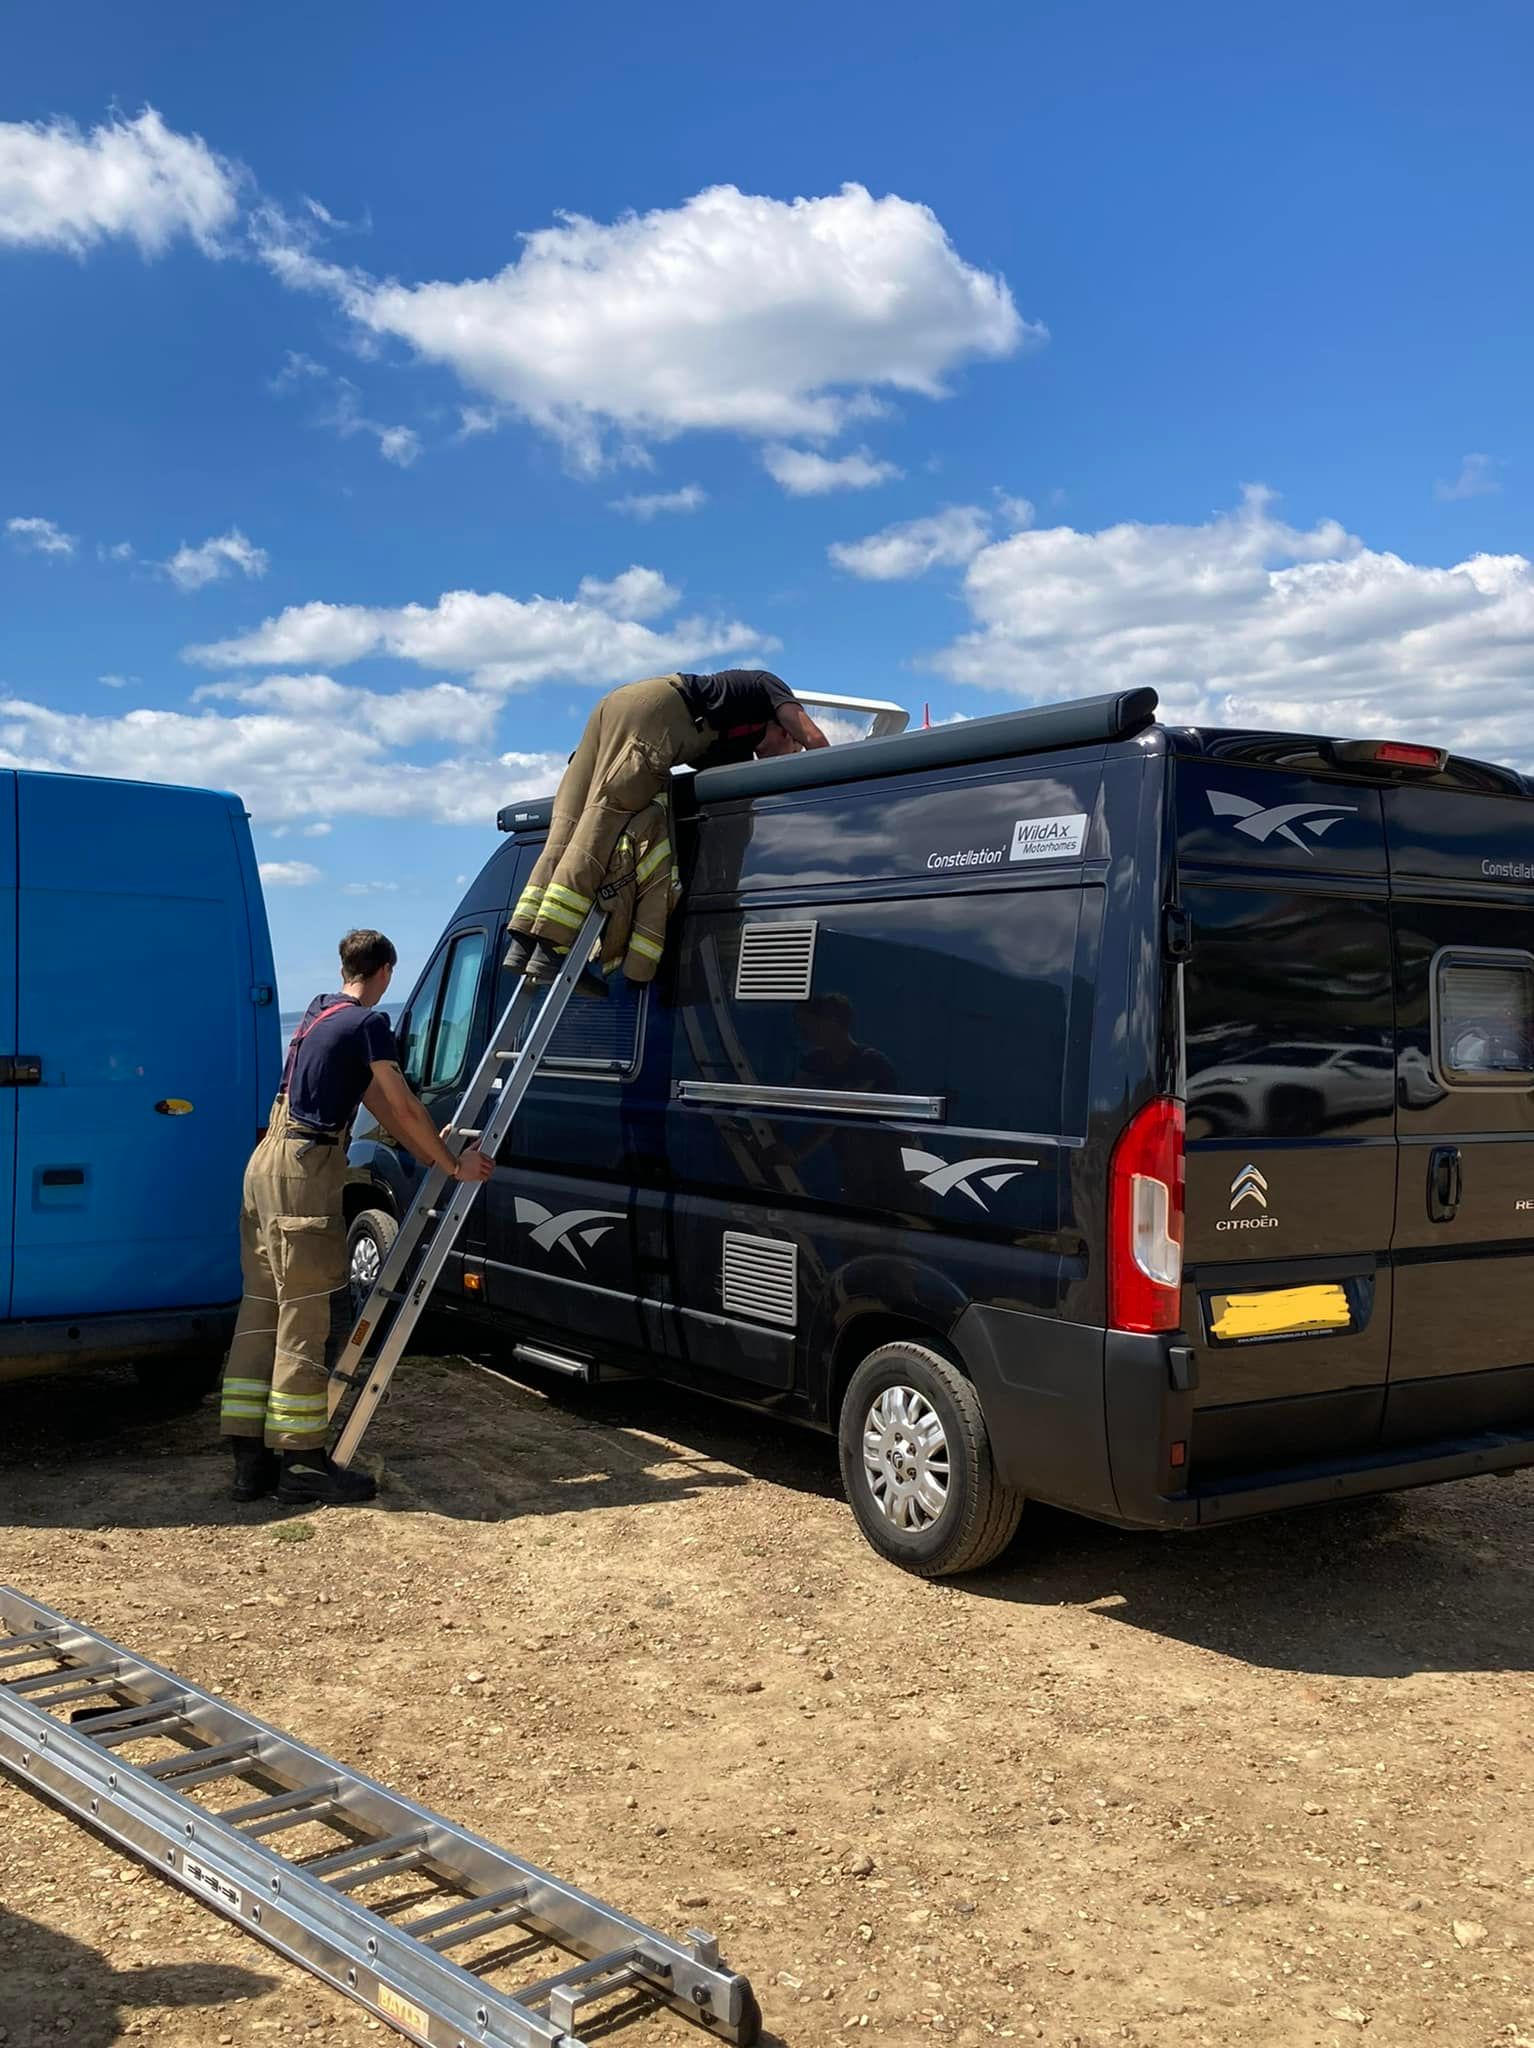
left=520, top=975, right=645, bottom=1075
left=1435, top=952, right=1534, bottom=1085
left=427, top=932, right=487, bottom=1089
left=397, top=949, right=447, bottom=1088
left=682, top=889, right=1084, bottom=1135
left=1182, top=886, right=1395, bottom=1138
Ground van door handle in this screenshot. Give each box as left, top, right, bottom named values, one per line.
left=0, top=1055, right=42, bottom=1087
left=1427, top=1145, right=1462, bottom=1224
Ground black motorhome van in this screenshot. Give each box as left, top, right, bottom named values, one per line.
left=345, top=689, right=1534, bottom=1575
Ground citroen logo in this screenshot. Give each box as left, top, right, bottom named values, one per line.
left=1229, top=1164, right=1269, bottom=1211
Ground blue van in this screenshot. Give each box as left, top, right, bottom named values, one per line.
left=0, top=771, right=280, bottom=1394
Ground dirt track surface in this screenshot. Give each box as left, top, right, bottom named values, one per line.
left=2, top=1343, right=1532, bottom=2048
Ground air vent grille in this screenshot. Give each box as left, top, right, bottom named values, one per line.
left=735, top=921, right=818, bottom=1002
left=721, top=1233, right=799, bottom=1327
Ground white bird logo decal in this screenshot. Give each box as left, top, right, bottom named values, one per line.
left=901, top=1149, right=1037, bottom=1212
left=1208, top=789, right=1357, bottom=855
left=514, top=1198, right=623, bottom=1269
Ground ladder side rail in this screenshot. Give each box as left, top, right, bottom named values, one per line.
left=334, top=974, right=542, bottom=1358
left=330, top=909, right=606, bottom=1467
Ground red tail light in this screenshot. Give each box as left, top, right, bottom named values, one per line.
left=1108, top=1097, right=1186, bottom=1333
left=1333, top=739, right=1447, bottom=774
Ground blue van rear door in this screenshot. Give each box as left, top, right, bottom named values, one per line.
left=0, top=772, right=16, bottom=1316
left=12, top=774, right=259, bottom=1319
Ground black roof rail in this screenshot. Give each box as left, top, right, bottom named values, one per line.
left=497, top=688, right=1160, bottom=831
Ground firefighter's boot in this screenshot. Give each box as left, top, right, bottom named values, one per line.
left=230, top=1440, right=279, bottom=1502
left=524, top=940, right=609, bottom=1000
left=276, top=1449, right=378, bottom=1507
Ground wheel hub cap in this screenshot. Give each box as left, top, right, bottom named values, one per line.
left=862, top=1385, right=951, bottom=1532
left=350, top=1234, right=381, bottom=1310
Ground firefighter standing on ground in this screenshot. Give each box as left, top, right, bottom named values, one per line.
left=503, top=670, right=829, bottom=988
left=218, top=929, right=495, bottom=1507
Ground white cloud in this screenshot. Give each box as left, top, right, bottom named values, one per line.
left=7, top=515, right=77, bottom=558
left=762, top=446, right=902, bottom=495
left=1436, top=453, right=1501, bottom=502
left=930, top=486, right=1534, bottom=769
left=98, top=673, right=137, bottom=689
left=0, top=695, right=567, bottom=828
left=830, top=503, right=992, bottom=580
left=257, top=182, right=1034, bottom=468
left=198, top=672, right=499, bottom=747
left=164, top=528, right=269, bottom=592
left=272, top=354, right=423, bottom=468
left=303, top=820, right=332, bottom=837
left=185, top=570, right=769, bottom=690
left=342, top=880, right=399, bottom=896
left=101, top=540, right=136, bottom=562
left=0, top=107, right=242, bottom=256
left=259, top=860, right=323, bottom=887
left=610, top=483, right=708, bottom=520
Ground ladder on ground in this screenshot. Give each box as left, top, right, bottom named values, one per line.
left=328, top=905, right=606, bottom=1469
left=0, top=1586, right=760, bottom=2048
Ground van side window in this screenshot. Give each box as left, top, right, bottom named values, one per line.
left=1435, top=951, right=1534, bottom=1086
left=397, top=950, right=448, bottom=1088
left=426, top=932, right=487, bottom=1090
left=520, top=977, right=646, bottom=1076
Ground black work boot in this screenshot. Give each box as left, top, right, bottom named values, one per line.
left=525, top=940, right=609, bottom=1000
left=230, top=1440, right=279, bottom=1502
left=277, top=1449, right=378, bottom=1507
left=502, top=932, right=533, bottom=973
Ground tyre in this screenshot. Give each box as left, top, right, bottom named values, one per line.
left=346, top=1208, right=398, bottom=1320
left=838, top=1340, right=1024, bottom=1577
left=132, top=1353, right=222, bottom=1412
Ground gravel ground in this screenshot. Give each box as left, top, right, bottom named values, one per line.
left=1, top=1341, right=1531, bottom=2048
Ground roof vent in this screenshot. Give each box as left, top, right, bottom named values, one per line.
left=735, top=921, right=818, bottom=1002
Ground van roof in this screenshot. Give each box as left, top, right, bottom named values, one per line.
left=494, top=686, right=1532, bottom=832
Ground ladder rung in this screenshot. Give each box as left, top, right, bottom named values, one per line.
left=220, top=1782, right=340, bottom=1829
left=8, top=1658, right=120, bottom=1696
left=45, top=1673, right=138, bottom=1710
left=0, top=1629, right=61, bottom=1660
left=328, top=1849, right=430, bottom=1893
left=308, top=1829, right=427, bottom=1879
left=85, top=1697, right=192, bottom=1743
left=410, top=1883, right=529, bottom=1948
left=516, top=1948, right=652, bottom=2016
left=144, top=1738, right=260, bottom=1783
left=453, top=1129, right=484, bottom=1141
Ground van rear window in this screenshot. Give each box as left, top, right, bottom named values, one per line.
left=1434, top=951, right=1534, bottom=1086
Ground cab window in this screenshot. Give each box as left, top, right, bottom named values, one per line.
left=427, top=932, right=488, bottom=1089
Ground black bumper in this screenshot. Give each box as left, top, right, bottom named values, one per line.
left=0, top=1304, right=236, bottom=1383
left=953, top=1302, right=1534, bottom=1531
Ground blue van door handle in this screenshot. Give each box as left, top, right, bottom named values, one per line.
left=1427, top=1145, right=1462, bottom=1223
left=0, top=1055, right=42, bottom=1087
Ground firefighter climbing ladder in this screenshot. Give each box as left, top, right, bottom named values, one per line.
left=327, top=904, right=607, bottom=1469
left=0, top=1586, right=761, bottom=2048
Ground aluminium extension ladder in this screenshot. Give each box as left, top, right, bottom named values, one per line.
left=328, top=905, right=606, bottom=1469
left=0, top=1586, right=760, bottom=2048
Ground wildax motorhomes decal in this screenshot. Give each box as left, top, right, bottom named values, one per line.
left=926, top=812, right=1088, bottom=871
left=1217, top=1163, right=1280, bottom=1232
left=1207, top=789, right=1357, bottom=855
left=901, top=1148, right=1037, bottom=1211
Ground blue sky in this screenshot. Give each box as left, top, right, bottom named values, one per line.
left=3, top=0, right=1530, bottom=1004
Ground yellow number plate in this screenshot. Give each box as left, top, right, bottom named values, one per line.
left=1208, top=1284, right=1353, bottom=1341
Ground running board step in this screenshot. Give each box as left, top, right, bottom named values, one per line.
left=0, top=1587, right=761, bottom=2048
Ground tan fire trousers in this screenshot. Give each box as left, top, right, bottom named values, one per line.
left=509, top=676, right=709, bottom=952
left=219, top=1099, right=348, bottom=1451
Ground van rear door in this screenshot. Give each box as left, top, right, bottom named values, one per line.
left=11, top=774, right=263, bottom=1319
left=0, top=771, right=16, bottom=1316
left=1384, top=785, right=1534, bottom=1441
left=1174, top=757, right=1399, bottom=1471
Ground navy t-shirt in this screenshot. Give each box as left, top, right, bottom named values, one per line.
left=674, top=670, right=795, bottom=766
left=284, top=995, right=399, bottom=1133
